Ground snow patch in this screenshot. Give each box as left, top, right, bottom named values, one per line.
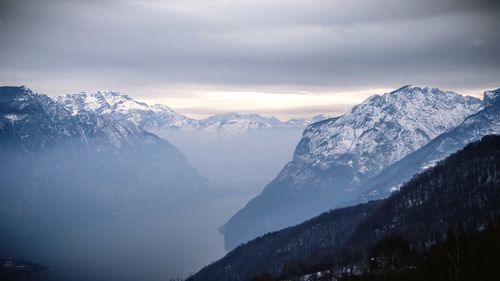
left=4, top=114, right=27, bottom=121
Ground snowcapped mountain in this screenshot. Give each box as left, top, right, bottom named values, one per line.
left=292, top=85, right=481, bottom=181
left=284, top=114, right=330, bottom=127
left=56, top=91, right=198, bottom=130
left=197, top=112, right=322, bottom=136
left=0, top=86, right=206, bottom=236
left=56, top=91, right=326, bottom=136
left=57, top=90, right=327, bottom=196
left=358, top=88, right=500, bottom=201
left=0, top=86, right=151, bottom=151
left=198, top=112, right=282, bottom=135
left=221, top=85, right=483, bottom=250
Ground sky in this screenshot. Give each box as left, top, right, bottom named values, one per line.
left=1, top=0, right=499, bottom=119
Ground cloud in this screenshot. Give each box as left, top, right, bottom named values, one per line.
left=0, top=0, right=499, bottom=116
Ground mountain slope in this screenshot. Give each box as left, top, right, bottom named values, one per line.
left=193, top=201, right=382, bottom=281
left=0, top=86, right=206, bottom=236
left=56, top=91, right=198, bottom=130
left=222, top=86, right=482, bottom=250
left=358, top=88, right=500, bottom=201
left=192, top=135, right=500, bottom=281
left=57, top=91, right=329, bottom=196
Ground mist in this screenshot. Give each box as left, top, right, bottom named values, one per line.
left=0, top=86, right=307, bottom=280
left=0, top=133, right=259, bottom=280
left=2, top=0, right=498, bottom=279
left=0, top=129, right=304, bottom=280
left=0, top=192, right=254, bottom=281
left=153, top=129, right=305, bottom=192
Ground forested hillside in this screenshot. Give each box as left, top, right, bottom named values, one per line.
left=192, top=135, right=500, bottom=281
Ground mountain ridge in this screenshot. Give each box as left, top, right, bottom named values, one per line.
left=0, top=86, right=206, bottom=236
left=358, top=87, right=500, bottom=202
left=222, top=85, right=484, bottom=250
left=56, top=90, right=330, bottom=135
left=192, top=135, right=500, bottom=281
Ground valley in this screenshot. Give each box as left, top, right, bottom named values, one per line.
left=0, top=192, right=255, bottom=281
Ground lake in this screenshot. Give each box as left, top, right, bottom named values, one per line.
left=0, top=192, right=255, bottom=281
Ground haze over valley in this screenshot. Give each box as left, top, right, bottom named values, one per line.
left=1, top=0, right=499, bottom=280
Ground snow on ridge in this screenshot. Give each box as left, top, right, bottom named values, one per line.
left=293, top=86, right=483, bottom=180
left=1, top=87, right=151, bottom=151
left=57, top=92, right=328, bottom=135
left=483, top=88, right=500, bottom=105
left=57, top=91, right=150, bottom=114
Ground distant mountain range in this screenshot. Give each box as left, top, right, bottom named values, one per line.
left=222, top=85, right=499, bottom=250
left=56, top=91, right=329, bottom=136
left=56, top=90, right=329, bottom=191
left=192, top=135, right=500, bottom=281
left=0, top=86, right=206, bottom=236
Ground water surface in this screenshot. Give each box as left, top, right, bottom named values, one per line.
left=0, top=193, right=254, bottom=281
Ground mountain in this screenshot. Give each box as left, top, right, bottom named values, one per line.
left=358, top=88, right=500, bottom=201
left=0, top=86, right=206, bottom=236
left=221, top=86, right=482, bottom=250
left=191, top=135, right=500, bottom=281
left=192, top=201, right=383, bottom=281
left=284, top=114, right=331, bottom=127
left=196, top=112, right=284, bottom=136
left=57, top=91, right=330, bottom=192
left=56, top=91, right=327, bottom=136
left=56, top=91, right=198, bottom=130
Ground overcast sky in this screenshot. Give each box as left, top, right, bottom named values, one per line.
left=1, top=0, right=499, bottom=119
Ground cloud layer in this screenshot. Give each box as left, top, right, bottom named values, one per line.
left=1, top=0, right=499, bottom=117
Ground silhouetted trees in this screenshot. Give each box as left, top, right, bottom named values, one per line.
left=340, top=220, right=500, bottom=281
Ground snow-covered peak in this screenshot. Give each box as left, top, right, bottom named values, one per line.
left=483, top=88, right=500, bottom=106
left=199, top=112, right=282, bottom=135
left=57, top=91, right=331, bottom=135
left=57, top=91, right=196, bottom=130
left=1, top=86, right=150, bottom=151
left=358, top=87, right=500, bottom=202
left=294, top=86, right=482, bottom=180
left=204, top=112, right=280, bottom=124
left=98, top=91, right=150, bottom=112
left=311, top=114, right=330, bottom=123
left=57, top=91, right=150, bottom=116
left=285, top=114, right=331, bottom=127
left=284, top=118, right=310, bottom=127
left=151, top=104, right=175, bottom=113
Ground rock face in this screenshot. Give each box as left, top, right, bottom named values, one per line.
left=0, top=86, right=206, bottom=236
left=359, top=88, right=500, bottom=201
left=222, top=86, right=483, bottom=250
